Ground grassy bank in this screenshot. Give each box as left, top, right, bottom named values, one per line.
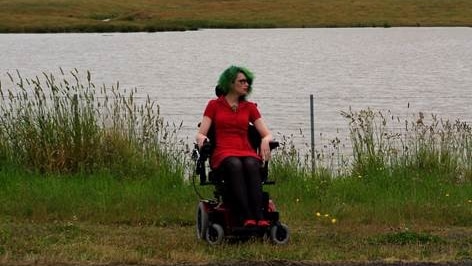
left=1, top=167, right=471, bottom=264
left=0, top=71, right=471, bottom=264
left=1, top=0, right=472, bottom=33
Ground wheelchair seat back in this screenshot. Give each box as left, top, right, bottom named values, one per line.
left=194, top=123, right=278, bottom=186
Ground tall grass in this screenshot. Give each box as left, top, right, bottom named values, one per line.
left=267, top=107, right=472, bottom=226
left=0, top=69, right=192, bottom=224
left=0, top=69, right=187, bottom=179
left=341, top=108, right=472, bottom=183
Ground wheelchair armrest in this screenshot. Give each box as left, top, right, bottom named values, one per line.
left=269, top=141, right=279, bottom=150
left=194, top=140, right=213, bottom=185
left=260, top=142, right=278, bottom=185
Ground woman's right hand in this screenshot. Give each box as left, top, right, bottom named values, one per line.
left=196, top=133, right=209, bottom=149
left=196, top=116, right=212, bottom=148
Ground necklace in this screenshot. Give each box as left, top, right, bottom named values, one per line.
left=225, top=95, right=239, bottom=112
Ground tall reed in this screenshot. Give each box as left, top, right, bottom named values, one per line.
left=0, top=69, right=187, bottom=180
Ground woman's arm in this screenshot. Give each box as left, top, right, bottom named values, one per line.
left=196, top=116, right=212, bottom=148
left=254, top=118, right=273, bottom=161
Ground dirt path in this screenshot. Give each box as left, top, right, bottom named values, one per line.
left=8, top=260, right=472, bottom=266
left=201, top=261, right=472, bottom=266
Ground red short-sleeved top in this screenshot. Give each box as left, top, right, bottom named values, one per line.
left=203, top=96, right=262, bottom=169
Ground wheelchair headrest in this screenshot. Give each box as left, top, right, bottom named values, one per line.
left=215, top=85, right=224, bottom=97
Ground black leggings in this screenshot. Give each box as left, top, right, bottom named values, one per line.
left=219, top=156, right=263, bottom=221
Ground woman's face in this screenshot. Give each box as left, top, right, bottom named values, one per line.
left=231, top=72, right=249, bottom=96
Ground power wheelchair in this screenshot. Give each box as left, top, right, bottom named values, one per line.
left=192, top=123, right=290, bottom=245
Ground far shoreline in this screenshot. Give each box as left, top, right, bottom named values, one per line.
left=1, top=25, right=471, bottom=35
left=1, top=0, right=472, bottom=34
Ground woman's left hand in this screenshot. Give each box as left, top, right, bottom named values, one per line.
left=260, top=137, right=271, bottom=162
left=253, top=118, right=273, bottom=163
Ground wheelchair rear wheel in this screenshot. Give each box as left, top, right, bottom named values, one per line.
left=196, top=202, right=209, bottom=240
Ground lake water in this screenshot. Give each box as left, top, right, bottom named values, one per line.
left=1, top=28, right=471, bottom=155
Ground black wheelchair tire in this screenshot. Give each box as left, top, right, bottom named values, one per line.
left=206, top=223, right=224, bottom=245
left=196, top=202, right=209, bottom=240
left=270, top=223, right=290, bottom=245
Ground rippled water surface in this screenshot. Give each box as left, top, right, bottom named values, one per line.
left=1, top=28, right=471, bottom=151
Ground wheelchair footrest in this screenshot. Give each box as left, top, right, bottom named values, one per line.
left=230, top=226, right=270, bottom=234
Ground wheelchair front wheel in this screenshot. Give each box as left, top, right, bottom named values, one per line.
left=196, top=202, right=209, bottom=240
left=206, top=223, right=224, bottom=245
left=269, top=223, right=290, bottom=245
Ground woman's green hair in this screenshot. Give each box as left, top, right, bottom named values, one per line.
left=217, top=65, right=254, bottom=99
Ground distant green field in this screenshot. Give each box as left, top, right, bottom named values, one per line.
left=0, top=0, right=471, bottom=32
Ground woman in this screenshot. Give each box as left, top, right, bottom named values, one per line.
left=196, top=65, right=273, bottom=227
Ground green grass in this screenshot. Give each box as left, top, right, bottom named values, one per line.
left=0, top=167, right=192, bottom=226
left=0, top=0, right=472, bottom=33
left=0, top=70, right=471, bottom=264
